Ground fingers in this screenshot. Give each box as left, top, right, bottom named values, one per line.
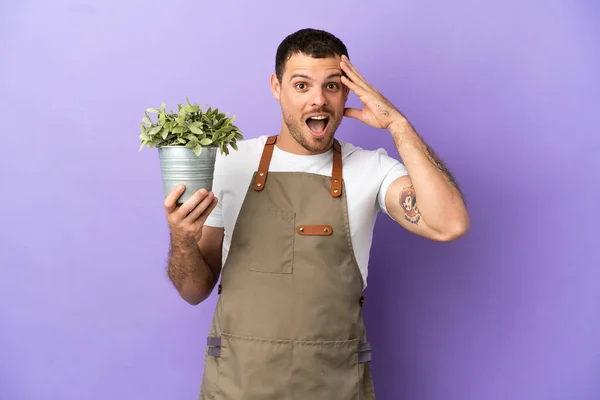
left=191, top=197, right=219, bottom=229
left=164, top=184, right=185, bottom=214
left=343, top=107, right=362, bottom=120
left=341, top=75, right=368, bottom=97
left=176, top=189, right=211, bottom=219
left=340, top=55, right=370, bottom=91
left=186, top=191, right=217, bottom=223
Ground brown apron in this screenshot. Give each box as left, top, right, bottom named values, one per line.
left=199, top=135, right=375, bottom=399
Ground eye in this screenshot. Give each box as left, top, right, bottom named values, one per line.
left=326, top=83, right=339, bottom=90
left=295, top=83, right=307, bottom=90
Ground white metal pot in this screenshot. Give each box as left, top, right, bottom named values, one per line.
left=158, top=145, right=218, bottom=204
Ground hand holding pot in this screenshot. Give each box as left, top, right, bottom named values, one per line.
left=164, top=184, right=218, bottom=245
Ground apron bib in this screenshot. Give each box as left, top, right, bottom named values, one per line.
left=199, top=135, right=375, bottom=399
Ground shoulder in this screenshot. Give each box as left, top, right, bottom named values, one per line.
left=222, top=135, right=267, bottom=158
left=214, top=135, right=267, bottom=171
left=337, top=138, right=408, bottom=194
left=337, top=139, right=401, bottom=172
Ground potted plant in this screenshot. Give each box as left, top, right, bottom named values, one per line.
left=139, top=96, right=243, bottom=203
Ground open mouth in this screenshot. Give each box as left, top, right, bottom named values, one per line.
left=305, top=115, right=330, bottom=137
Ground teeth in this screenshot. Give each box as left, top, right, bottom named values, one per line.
left=309, top=116, right=328, bottom=120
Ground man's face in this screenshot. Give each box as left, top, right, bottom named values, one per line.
left=271, top=52, right=349, bottom=154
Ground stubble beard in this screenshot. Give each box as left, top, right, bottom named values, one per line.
left=282, top=111, right=342, bottom=154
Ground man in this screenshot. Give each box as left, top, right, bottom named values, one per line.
left=164, top=28, right=469, bottom=399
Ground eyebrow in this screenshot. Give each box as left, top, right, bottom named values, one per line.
left=289, top=72, right=343, bottom=82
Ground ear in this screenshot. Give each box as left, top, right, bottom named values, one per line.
left=270, top=73, right=281, bottom=101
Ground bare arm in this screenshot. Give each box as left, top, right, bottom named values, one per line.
left=164, top=185, right=224, bottom=305
left=167, top=226, right=223, bottom=305
left=384, top=118, right=469, bottom=241
left=339, top=55, right=470, bottom=241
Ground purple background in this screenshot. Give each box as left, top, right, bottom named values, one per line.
left=1, top=0, right=599, bottom=399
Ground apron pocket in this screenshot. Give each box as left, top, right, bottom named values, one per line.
left=216, top=334, right=293, bottom=400
left=291, top=339, right=360, bottom=400
left=248, top=208, right=295, bottom=274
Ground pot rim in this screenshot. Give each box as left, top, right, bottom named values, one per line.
left=156, top=144, right=219, bottom=150
left=157, top=144, right=219, bottom=148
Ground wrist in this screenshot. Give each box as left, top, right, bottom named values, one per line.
left=170, top=232, right=201, bottom=254
left=389, top=118, right=419, bottom=145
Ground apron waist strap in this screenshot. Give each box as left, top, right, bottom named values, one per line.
left=206, top=336, right=372, bottom=363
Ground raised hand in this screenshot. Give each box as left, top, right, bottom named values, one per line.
left=340, top=55, right=402, bottom=130
left=164, top=185, right=218, bottom=246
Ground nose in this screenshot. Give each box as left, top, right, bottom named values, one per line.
left=310, top=87, right=327, bottom=108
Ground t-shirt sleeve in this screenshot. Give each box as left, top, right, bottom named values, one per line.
left=204, top=155, right=225, bottom=228
left=204, top=195, right=224, bottom=227
left=375, top=148, right=409, bottom=215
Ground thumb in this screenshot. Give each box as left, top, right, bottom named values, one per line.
left=343, top=107, right=362, bottom=120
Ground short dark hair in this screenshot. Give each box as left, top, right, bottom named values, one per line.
left=275, top=28, right=349, bottom=81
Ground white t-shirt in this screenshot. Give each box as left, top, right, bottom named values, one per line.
left=205, top=135, right=408, bottom=287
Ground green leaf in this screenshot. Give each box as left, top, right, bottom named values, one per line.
left=161, top=127, right=170, bottom=140
left=193, top=144, right=203, bottom=156
left=139, top=97, right=243, bottom=155
left=148, top=126, right=162, bottom=136
left=226, top=132, right=237, bottom=141
left=149, top=138, right=162, bottom=148
left=188, top=124, right=204, bottom=135
left=214, top=118, right=226, bottom=129
left=172, top=126, right=188, bottom=134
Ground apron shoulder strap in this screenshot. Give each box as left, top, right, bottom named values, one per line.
left=330, top=139, right=343, bottom=197
left=254, top=135, right=277, bottom=191
left=254, top=135, right=343, bottom=197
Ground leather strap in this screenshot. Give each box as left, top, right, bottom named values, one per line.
left=330, top=140, right=343, bottom=197
left=254, top=135, right=277, bottom=191
left=297, top=225, right=333, bottom=236
left=254, top=135, right=343, bottom=197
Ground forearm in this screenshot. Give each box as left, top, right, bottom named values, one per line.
left=389, top=117, right=469, bottom=236
left=167, top=235, right=218, bottom=305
